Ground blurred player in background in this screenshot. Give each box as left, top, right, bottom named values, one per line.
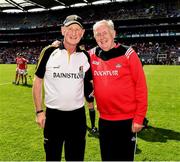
left=84, top=81, right=98, bottom=135
left=80, top=44, right=98, bottom=135
left=15, top=53, right=28, bottom=85
left=87, top=99, right=98, bottom=134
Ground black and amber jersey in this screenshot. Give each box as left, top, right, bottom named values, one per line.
left=35, top=43, right=92, bottom=111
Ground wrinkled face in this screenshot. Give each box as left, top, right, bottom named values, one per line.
left=61, top=24, right=85, bottom=46
left=94, top=24, right=116, bottom=51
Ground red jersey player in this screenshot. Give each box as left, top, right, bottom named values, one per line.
left=16, top=54, right=28, bottom=85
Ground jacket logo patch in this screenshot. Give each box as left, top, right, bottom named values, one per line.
left=79, top=66, right=84, bottom=78
left=92, top=61, right=99, bottom=65
left=116, top=63, right=122, bottom=68
left=79, top=66, right=83, bottom=73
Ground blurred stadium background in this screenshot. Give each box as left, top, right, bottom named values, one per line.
left=0, top=0, right=180, bottom=161
left=0, top=0, right=179, bottom=65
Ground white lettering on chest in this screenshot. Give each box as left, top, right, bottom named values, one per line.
left=94, top=70, right=118, bottom=76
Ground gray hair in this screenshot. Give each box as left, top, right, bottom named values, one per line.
left=93, top=20, right=114, bottom=31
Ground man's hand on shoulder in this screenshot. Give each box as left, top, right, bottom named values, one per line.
left=51, top=40, right=61, bottom=47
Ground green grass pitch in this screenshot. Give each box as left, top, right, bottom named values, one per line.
left=0, top=64, right=180, bottom=161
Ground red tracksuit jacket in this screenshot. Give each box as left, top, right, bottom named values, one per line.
left=88, top=43, right=148, bottom=124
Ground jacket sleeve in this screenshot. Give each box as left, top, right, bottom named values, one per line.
left=128, top=48, right=148, bottom=124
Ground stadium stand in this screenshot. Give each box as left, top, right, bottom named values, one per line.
left=0, top=0, right=179, bottom=64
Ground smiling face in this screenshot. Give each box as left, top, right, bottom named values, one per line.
left=61, top=24, right=85, bottom=47
left=93, top=22, right=116, bottom=51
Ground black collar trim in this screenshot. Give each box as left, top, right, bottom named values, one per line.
left=95, top=44, right=129, bottom=61
left=59, top=42, right=82, bottom=52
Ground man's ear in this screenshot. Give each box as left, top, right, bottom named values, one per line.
left=113, top=30, right=116, bottom=38
left=81, top=29, right=85, bottom=37
left=61, top=26, right=65, bottom=36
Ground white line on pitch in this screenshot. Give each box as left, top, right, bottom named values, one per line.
left=0, top=82, right=12, bottom=86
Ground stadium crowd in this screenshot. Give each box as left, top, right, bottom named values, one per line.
left=0, top=0, right=179, bottom=65
left=0, top=0, right=179, bottom=29
left=0, top=41, right=179, bottom=65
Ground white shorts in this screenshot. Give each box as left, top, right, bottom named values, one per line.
left=18, top=69, right=27, bottom=75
